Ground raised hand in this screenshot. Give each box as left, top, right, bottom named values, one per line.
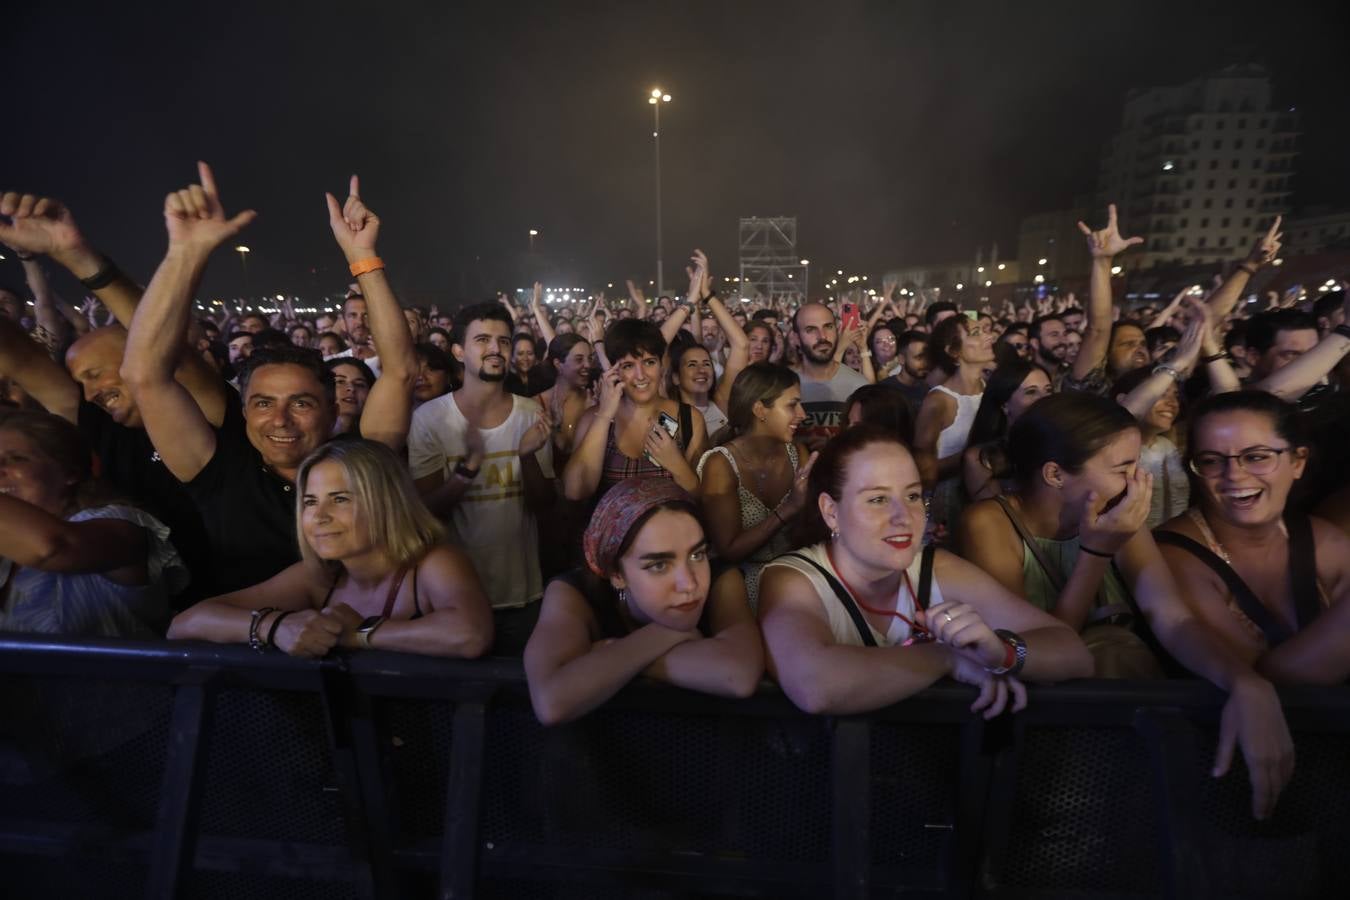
left=1078, top=466, right=1152, bottom=556
left=1077, top=203, right=1144, bottom=259
left=596, top=364, right=624, bottom=419
left=165, top=161, right=258, bottom=254
left=531, top=282, right=544, bottom=309
left=324, top=174, right=379, bottom=263
left=1244, top=216, right=1283, bottom=269
left=686, top=249, right=709, bottom=303
left=0, top=192, right=92, bottom=264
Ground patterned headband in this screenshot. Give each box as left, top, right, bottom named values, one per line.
left=584, top=477, right=694, bottom=578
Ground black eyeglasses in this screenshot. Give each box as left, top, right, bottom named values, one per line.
left=1188, top=446, right=1293, bottom=478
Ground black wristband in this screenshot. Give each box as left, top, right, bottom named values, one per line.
left=1334, top=324, right=1350, bottom=341
left=1079, top=544, right=1114, bottom=559
left=1201, top=352, right=1229, bottom=364
left=266, top=610, right=294, bottom=648
left=453, top=461, right=480, bottom=481
left=78, top=256, right=121, bottom=290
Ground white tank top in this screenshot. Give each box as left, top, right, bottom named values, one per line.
left=932, top=384, right=983, bottom=459
left=762, top=542, right=944, bottom=647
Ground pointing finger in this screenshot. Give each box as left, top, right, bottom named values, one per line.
left=349, top=174, right=360, bottom=199
left=198, top=161, right=218, bottom=197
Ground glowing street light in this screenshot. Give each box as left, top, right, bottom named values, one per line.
left=528, top=229, right=538, bottom=252
left=1038, top=257, right=1048, bottom=266
left=647, top=87, right=673, bottom=294
left=234, top=246, right=251, bottom=295
left=800, top=259, right=809, bottom=297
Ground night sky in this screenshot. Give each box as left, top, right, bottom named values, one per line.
left=3, top=1, right=1347, bottom=307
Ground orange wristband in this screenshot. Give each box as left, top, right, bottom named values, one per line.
left=349, top=256, right=385, bottom=277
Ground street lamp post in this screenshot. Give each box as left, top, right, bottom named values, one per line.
left=529, top=229, right=538, bottom=253
left=799, top=259, right=810, bottom=302
left=234, top=245, right=251, bottom=297
left=648, top=88, right=671, bottom=296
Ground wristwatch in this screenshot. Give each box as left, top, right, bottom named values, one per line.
left=357, top=615, right=385, bottom=649
left=453, top=460, right=480, bottom=481
left=988, top=629, right=1027, bottom=676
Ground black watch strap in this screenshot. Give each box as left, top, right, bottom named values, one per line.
left=453, top=461, right=479, bottom=480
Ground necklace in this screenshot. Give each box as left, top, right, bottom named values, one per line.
left=824, top=544, right=930, bottom=640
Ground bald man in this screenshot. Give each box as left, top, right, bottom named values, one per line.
left=0, top=319, right=224, bottom=598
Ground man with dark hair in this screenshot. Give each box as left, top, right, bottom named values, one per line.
left=879, top=328, right=931, bottom=417
left=1313, top=290, right=1345, bottom=338
left=1028, top=314, right=1069, bottom=374
left=791, top=302, right=868, bottom=449
left=410, top=300, right=554, bottom=654
left=226, top=330, right=253, bottom=364
left=1241, top=310, right=1320, bottom=381
left=924, top=300, right=958, bottom=328
left=121, top=165, right=414, bottom=592
left=1061, top=306, right=1086, bottom=333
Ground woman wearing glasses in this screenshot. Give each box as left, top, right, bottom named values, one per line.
left=1156, top=391, right=1350, bottom=685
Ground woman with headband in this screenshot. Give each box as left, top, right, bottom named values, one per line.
left=524, top=477, right=764, bottom=725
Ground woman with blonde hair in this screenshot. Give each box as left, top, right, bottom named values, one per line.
left=170, top=439, right=493, bottom=658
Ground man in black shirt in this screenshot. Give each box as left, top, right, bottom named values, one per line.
left=121, top=165, right=415, bottom=592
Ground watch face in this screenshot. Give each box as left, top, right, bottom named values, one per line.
left=358, top=615, right=383, bottom=632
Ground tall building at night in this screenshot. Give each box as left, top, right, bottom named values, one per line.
left=1097, top=65, right=1298, bottom=270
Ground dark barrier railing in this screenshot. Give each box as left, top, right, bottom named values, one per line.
left=1, top=633, right=1348, bottom=900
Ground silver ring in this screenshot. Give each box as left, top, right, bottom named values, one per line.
left=942, top=612, right=954, bottom=625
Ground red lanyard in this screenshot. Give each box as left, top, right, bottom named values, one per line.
left=825, top=544, right=932, bottom=641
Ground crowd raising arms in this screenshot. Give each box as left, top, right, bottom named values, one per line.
left=7, top=164, right=1350, bottom=826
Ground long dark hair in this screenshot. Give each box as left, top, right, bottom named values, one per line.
left=1007, top=393, right=1139, bottom=489
left=718, top=363, right=799, bottom=445
left=843, top=384, right=914, bottom=445
left=666, top=332, right=715, bottom=401
left=967, top=360, right=1048, bottom=448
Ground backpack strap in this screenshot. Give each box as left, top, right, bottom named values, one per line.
left=781, top=552, right=877, bottom=647
left=1154, top=530, right=1294, bottom=646
left=678, top=402, right=692, bottom=452
left=1283, top=512, right=1321, bottom=631
left=916, top=545, right=936, bottom=611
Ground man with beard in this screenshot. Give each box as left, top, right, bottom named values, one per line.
left=791, top=302, right=868, bottom=450
left=1029, top=314, right=1070, bottom=375
left=879, top=328, right=931, bottom=418
left=323, top=291, right=382, bottom=377
left=409, top=301, right=556, bottom=654
left=0, top=190, right=226, bottom=601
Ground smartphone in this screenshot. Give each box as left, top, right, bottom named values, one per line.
left=646, top=411, right=680, bottom=465
left=656, top=411, right=679, bottom=438
left=841, top=302, right=861, bottom=332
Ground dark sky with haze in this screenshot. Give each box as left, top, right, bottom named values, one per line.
left=3, top=1, right=1347, bottom=304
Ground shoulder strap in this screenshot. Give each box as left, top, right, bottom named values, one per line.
left=1154, top=530, right=1294, bottom=646
left=994, top=496, right=1065, bottom=594
left=781, top=552, right=877, bottom=647
left=916, top=545, right=936, bottom=610
left=678, top=402, right=692, bottom=451
left=1283, top=512, right=1321, bottom=631
left=712, top=446, right=741, bottom=480
left=381, top=566, right=411, bottom=619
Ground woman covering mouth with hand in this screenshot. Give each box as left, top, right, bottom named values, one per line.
left=758, top=425, right=1092, bottom=720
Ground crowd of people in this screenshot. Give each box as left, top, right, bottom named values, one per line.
left=2, top=165, right=1350, bottom=821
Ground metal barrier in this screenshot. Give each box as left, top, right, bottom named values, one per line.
left=0, top=633, right=1347, bottom=900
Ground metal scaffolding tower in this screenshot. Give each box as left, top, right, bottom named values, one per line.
left=738, top=217, right=806, bottom=304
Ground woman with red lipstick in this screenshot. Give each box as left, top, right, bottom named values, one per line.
left=525, top=477, right=763, bottom=725
left=1156, top=391, right=1350, bottom=685
left=168, top=439, right=494, bottom=659
left=758, top=426, right=1092, bottom=720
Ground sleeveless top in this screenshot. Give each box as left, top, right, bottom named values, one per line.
left=932, top=384, right=983, bottom=459
left=597, top=403, right=691, bottom=499
left=695, top=443, right=800, bottom=610
left=993, top=496, right=1133, bottom=621
left=321, top=563, right=424, bottom=620
left=762, top=542, right=945, bottom=647
left=1138, top=435, right=1189, bottom=529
